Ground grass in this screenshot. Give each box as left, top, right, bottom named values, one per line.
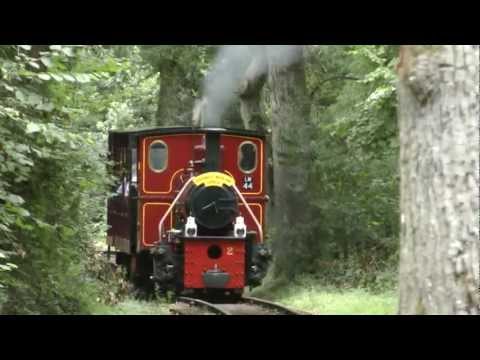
left=275, top=287, right=397, bottom=315
left=90, top=272, right=398, bottom=315
left=250, top=276, right=398, bottom=315
left=91, top=286, right=397, bottom=315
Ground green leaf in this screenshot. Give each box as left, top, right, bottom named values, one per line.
left=28, top=94, right=43, bottom=106
left=15, top=89, right=44, bottom=106
left=49, top=45, right=62, bottom=51
left=15, top=89, right=26, bottom=102
left=0, top=82, right=14, bottom=93
left=62, top=74, right=76, bottom=82
left=0, top=224, right=12, bottom=233
left=18, top=45, right=31, bottom=51
left=38, top=73, right=51, bottom=81
left=50, top=74, right=63, bottom=82
left=6, top=194, right=25, bottom=205
left=26, top=122, right=41, bottom=134
left=40, top=57, right=53, bottom=68
left=61, top=47, right=74, bottom=57
left=74, top=74, right=91, bottom=83
left=29, top=61, right=40, bottom=70
left=37, top=102, right=55, bottom=112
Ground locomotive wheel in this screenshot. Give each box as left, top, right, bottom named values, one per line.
left=130, top=252, right=155, bottom=300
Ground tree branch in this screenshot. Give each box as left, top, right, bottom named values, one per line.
left=309, top=75, right=360, bottom=98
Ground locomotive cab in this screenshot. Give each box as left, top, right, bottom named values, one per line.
left=107, top=127, right=270, bottom=298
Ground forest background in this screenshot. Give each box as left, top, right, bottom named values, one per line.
left=0, top=45, right=472, bottom=315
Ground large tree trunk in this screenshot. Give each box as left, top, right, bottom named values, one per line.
left=266, top=45, right=313, bottom=277
left=397, top=45, right=479, bottom=314
left=239, top=46, right=268, bottom=132
left=238, top=45, right=274, bottom=227
left=155, top=60, right=192, bottom=126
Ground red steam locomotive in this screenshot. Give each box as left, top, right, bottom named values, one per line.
left=107, top=127, right=270, bottom=298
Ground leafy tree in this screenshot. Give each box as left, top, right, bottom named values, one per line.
left=265, top=45, right=315, bottom=278
left=140, top=45, right=216, bottom=126
left=0, top=44, right=407, bottom=312
left=0, top=45, right=157, bottom=314
left=262, top=45, right=401, bottom=288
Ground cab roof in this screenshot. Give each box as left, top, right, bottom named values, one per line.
left=109, top=126, right=266, bottom=139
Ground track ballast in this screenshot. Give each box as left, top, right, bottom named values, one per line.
left=170, top=296, right=308, bottom=315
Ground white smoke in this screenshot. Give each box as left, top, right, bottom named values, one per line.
left=200, top=45, right=303, bottom=128
left=201, top=45, right=250, bottom=127
left=264, top=45, right=303, bottom=68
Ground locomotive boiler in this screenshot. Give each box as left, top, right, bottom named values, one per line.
left=107, top=127, right=270, bottom=298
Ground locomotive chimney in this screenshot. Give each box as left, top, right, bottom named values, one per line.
left=192, top=97, right=222, bottom=172
left=205, top=132, right=220, bottom=172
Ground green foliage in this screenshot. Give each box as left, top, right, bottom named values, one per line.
left=1, top=44, right=401, bottom=313
left=140, top=45, right=215, bottom=94
left=85, top=250, right=131, bottom=306
left=0, top=45, right=156, bottom=314
left=306, top=46, right=399, bottom=281
left=139, top=45, right=217, bottom=125
left=266, top=46, right=400, bottom=286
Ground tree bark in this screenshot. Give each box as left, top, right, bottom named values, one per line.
left=266, top=45, right=313, bottom=277
left=155, top=60, right=192, bottom=126
left=397, top=45, right=479, bottom=314
left=239, top=46, right=268, bottom=132
left=238, top=46, right=274, bottom=228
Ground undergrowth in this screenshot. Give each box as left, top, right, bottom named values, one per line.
left=250, top=256, right=398, bottom=315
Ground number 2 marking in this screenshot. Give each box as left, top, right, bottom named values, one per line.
left=226, top=247, right=234, bottom=256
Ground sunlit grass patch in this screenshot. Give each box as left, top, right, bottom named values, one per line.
left=251, top=275, right=398, bottom=315
left=275, top=287, right=397, bottom=315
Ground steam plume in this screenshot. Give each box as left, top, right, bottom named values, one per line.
left=201, top=45, right=250, bottom=127
left=199, top=45, right=303, bottom=128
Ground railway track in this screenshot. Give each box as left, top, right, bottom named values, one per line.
left=170, top=296, right=308, bottom=315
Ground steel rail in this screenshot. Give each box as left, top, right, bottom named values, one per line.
left=239, top=296, right=308, bottom=315
left=174, top=296, right=232, bottom=315
left=171, top=296, right=308, bottom=315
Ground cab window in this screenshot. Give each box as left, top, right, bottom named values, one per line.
left=149, top=140, right=168, bottom=173
left=238, top=141, right=257, bottom=173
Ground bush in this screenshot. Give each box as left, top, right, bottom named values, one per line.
left=0, top=45, right=156, bottom=314
left=85, top=250, right=132, bottom=306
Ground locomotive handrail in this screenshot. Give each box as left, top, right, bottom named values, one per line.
left=156, top=176, right=264, bottom=244
left=232, top=184, right=263, bottom=243
left=157, top=176, right=195, bottom=243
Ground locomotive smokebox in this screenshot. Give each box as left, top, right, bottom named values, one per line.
left=188, top=185, right=238, bottom=230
